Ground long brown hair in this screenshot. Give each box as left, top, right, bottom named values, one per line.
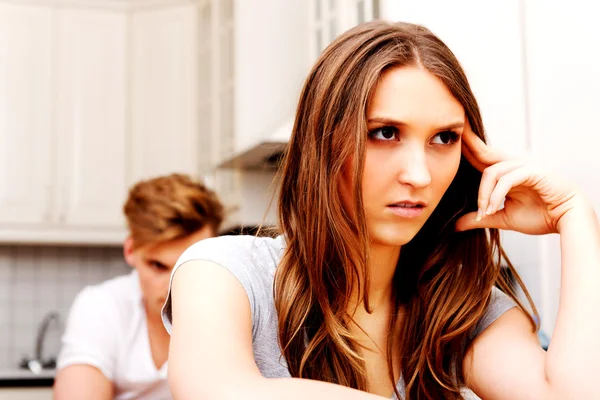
left=274, top=21, right=537, bottom=399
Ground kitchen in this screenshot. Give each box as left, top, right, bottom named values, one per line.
left=0, top=0, right=599, bottom=398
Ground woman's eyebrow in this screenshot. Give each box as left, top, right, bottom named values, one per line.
left=367, top=116, right=464, bottom=131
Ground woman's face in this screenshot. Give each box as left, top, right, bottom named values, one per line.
left=340, top=66, right=465, bottom=248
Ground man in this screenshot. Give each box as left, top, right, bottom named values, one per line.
left=54, top=174, right=224, bottom=399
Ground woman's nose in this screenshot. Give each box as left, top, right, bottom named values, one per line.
left=396, top=146, right=431, bottom=188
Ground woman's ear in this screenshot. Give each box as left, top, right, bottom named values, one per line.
left=123, top=237, right=135, bottom=267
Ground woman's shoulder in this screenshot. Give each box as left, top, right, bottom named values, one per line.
left=471, top=287, right=518, bottom=339
left=175, top=234, right=286, bottom=276
left=163, top=235, right=286, bottom=336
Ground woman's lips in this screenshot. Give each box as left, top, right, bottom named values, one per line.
left=386, top=203, right=425, bottom=218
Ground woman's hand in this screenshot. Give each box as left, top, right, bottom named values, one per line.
left=455, top=123, right=586, bottom=234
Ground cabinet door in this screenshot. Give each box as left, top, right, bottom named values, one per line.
left=0, top=3, right=55, bottom=225
left=129, top=5, right=199, bottom=183
left=55, top=8, right=128, bottom=228
left=0, top=388, right=53, bottom=400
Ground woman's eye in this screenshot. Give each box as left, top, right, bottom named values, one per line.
left=432, top=131, right=459, bottom=145
left=368, top=126, right=398, bottom=141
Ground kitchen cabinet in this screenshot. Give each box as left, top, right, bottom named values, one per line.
left=55, top=8, right=128, bottom=229
left=0, top=3, right=54, bottom=227
left=0, top=388, right=52, bottom=400
left=213, top=0, right=376, bottom=229
left=0, top=0, right=202, bottom=244
left=129, top=4, right=200, bottom=183
left=0, top=3, right=54, bottom=230
left=214, top=0, right=309, bottom=172
left=218, top=0, right=376, bottom=170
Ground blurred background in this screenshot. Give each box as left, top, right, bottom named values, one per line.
left=0, top=0, right=598, bottom=397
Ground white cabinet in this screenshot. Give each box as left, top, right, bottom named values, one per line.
left=0, top=0, right=202, bottom=244
left=211, top=0, right=380, bottom=229
left=217, top=0, right=310, bottom=168
left=218, top=0, right=375, bottom=169
left=0, top=4, right=128, bottom=243
left=56, top=8, right=128, bottom=229
left=205, top=0, right=310, bottom=229
left=0, top=3, right=54, bottom=226
left=0, top=388, right=52, bottom=400
left=130, top=4, right=199, bottom=183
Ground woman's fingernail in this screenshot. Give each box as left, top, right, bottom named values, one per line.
left=476, top=208, right=483, bottom=221
left=486, top=205, right=493, bottom=215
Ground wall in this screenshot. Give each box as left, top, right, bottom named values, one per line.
left=0, top=246, right=129, bottom=369
left=523, top=0, right=600, bottom=333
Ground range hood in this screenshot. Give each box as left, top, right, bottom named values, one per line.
left=218, top=119, right=293, bottom=169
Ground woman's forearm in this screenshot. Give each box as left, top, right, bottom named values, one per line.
left=253, top=378, right=387, bottom=400
left=546, top=198, right=600, bottom=396
left=173, top=376, right=388, bottom=400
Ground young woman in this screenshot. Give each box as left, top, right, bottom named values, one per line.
left=162, top=21, right=600, bottom=399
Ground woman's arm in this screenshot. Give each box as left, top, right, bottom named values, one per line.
left=458, top=124, right=600, bottom=399
left=464, top=201, right=600, bottom=400
left=168, top=260, right=386, bottom=400
left=545, top=199, right=600, bottom=394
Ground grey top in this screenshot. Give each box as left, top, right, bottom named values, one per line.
left=162, top=235, right=516, bottom=399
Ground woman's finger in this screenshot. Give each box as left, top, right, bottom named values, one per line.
left=462, top=123, right=507, bottom=171
left=455, top=209, right=510, bottom=232
left=487, top=166, right=538, bottom=214
left=461, top=139, right=488, bottom=172
left=477, top=160, right=524, bottom=219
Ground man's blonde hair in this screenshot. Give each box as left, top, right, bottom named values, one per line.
left=123, top=173, right=224, bottom=250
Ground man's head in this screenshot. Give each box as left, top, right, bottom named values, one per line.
left=122, top=173, right=224, bottom=316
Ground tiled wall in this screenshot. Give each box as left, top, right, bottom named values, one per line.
left=0, top=245, right=130, bottom=369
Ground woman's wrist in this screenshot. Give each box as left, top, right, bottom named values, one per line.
left=556, top=194, right=598, bottom=235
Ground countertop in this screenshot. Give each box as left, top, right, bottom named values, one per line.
left=0, top=369, right=55, bottom=387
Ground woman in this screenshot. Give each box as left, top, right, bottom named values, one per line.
left=162, top=21, right=600, bottom=399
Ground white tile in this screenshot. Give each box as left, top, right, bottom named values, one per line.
left=14, top=248, right=36, bottom=280
left=37, top=288, right=59, bottom=311
left=1, top=243, right=127, bottom=368
left=0, top=265, right=10, bottom=281
left=11, top=325, right=35, bottom=352
left=12, top=282, right=36, bottom=300
left=0, top=308, right=9, bottom=325
left=13, top=310, right=36, bottom=326
left=0, top=286, right=10, bottom=303
left=0, top=323, right=9, bottom=340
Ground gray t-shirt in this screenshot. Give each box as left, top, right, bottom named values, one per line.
left=162, top=235, right=516, bottom=399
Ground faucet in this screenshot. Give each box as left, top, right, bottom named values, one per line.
left=20, top=311, right=60, bottom=374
